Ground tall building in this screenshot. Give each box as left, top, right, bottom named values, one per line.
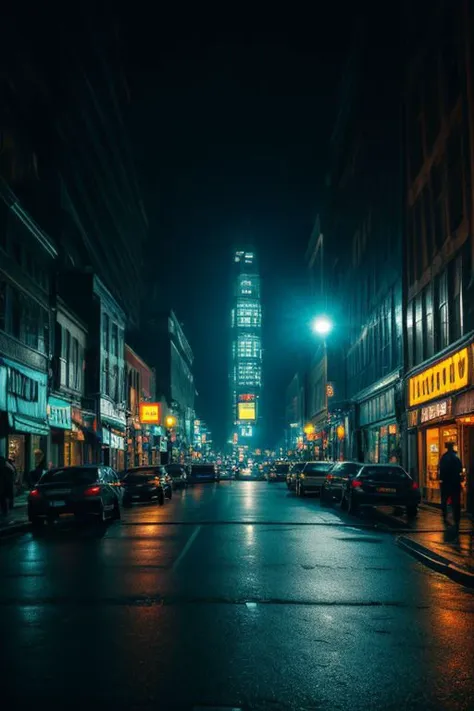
left=230, top=250, right=262, bottom=450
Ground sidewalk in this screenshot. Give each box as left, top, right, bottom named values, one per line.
left=0, top=492, right=30, bottom=538
left=388, top=505, right=474, bottom=587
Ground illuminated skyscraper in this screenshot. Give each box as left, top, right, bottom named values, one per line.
left=230, top=250, right=262, bottom=449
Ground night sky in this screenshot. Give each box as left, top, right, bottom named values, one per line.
left=122, top=8, right=357, bottom=447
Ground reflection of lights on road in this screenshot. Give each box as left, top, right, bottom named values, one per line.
left=246, top=524, right=255, bottom=546
left=244, top=493, right=254, bottom=511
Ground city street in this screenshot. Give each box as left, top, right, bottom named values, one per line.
left=1, top=482, right=473, bottom=710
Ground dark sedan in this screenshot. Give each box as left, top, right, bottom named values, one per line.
left=165, top=464, right=189, bottom=490
left=268, top=463, right=290, bottom=482
left=122, top=466, right=173, bottom=501
left=122, top=471, right=165, bottom=506
left=28, top=465, right=122, bottom=526
left=190, top=463, right=219, bottom=483
left=320, top=461, right=362, bottom=504
left=341, top=464, right=421, bottom=517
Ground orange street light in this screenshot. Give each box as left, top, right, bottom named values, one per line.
left=303, top=423, right=315, bottom=436
left=165, top=415, right=177, bottom=428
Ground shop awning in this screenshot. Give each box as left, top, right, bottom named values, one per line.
left=8, top=412, right=50, bottom=436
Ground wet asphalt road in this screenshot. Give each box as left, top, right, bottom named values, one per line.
left=1, top=481, right=474, bottom=711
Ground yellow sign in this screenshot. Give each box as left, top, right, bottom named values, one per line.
left=238, top=402, right=256, bottom=421
left=139, top=403, right=161, bottom=424
left=304, top=423, right=315, bottom=435
left=336, top=425, right=345, bottom=440
left=408, top=347, right=469, bottom=407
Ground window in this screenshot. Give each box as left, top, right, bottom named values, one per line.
left=415, top=295, right=423, bottom=365
left=451, top=255, right=463, bottom=341
left=406, top=301, right=414, bottom=370
left=102, top=313, right=109, bottom=351
left=10, top=288, right=21, bottom=340
left=423, top=285, right=434, bottom=359
left=436, top=270, right=449, bottom=350
left=0, top=280, right=5, bottom=331
left=111, top=323, right=118, bottom=357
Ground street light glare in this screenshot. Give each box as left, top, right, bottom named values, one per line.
left=312, top=316, right=333, bottom=336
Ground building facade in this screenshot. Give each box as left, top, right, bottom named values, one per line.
left=404, top=0, right=474, bottom=512
left=48, top=298, right=90, bottom=468
left=230, top=250, right=262, bottom=451
left=125, top=345, right=160, bottom=468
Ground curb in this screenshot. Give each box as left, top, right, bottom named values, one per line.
left=0, top=521, right=31, bottom=539
left=397, top=535, right=474, bottom=588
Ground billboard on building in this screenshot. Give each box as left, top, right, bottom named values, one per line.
left=238, top=402, right=256, bottom=421
left=139, top=403, right=161, bottom=424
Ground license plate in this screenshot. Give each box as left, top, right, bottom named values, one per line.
left=132, top=495, right=141, bottom=500
left=48, top=489, right=71, bottom=496
left=50, top=500, right=65, bottom=507
left=377, top=487, right=396, bottom=494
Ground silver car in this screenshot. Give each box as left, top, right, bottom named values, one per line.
left=296, top=461, right=334, bottom=496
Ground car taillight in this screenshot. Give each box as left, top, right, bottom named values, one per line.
left=351, top=479, right=363, bottom=488
left=84, top=485, right=101, bottom=496
left=29, top=488, right=41, bottom=498
left=326, top=474, right=333, bottom=481
left=411, top=481, right=419, bottom=490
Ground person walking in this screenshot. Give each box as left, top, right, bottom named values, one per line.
left=439, top=441, right=463, bottom=535
left=0, top=456, right=15, bottom=518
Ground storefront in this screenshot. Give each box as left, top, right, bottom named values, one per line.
left=356, top=377, right=401, bottom=464
left=406, top=341, right=474, bottom=511
left=0, top=357, right=49, bottom=485
left=47, top=395, right=72, bottom=468
left=99, top=397, right=126, bottom=471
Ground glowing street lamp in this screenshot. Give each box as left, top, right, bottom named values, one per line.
left=312, top=316, right=333, bottom=336
left=303, top=423, right=315, bottom=436
left=165, top=415, right=177, bottom=429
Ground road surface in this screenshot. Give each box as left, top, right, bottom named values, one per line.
left=1, top=481, right=473, bottom=710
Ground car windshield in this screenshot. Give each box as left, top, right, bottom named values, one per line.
left=304, top=463, right=333, bottom=474
left=274, top=464, right=289, bottom=473
left=192, top=466, right=215, bottom=474
left=123, top=473, right=157, bottom=484
left=333, top=462, right=361, bottom=474
left=359, top=467, right=409, bottom=482
left=292, top=463, right=306, bottom=472
left=40, top=467, right=99, bottom=485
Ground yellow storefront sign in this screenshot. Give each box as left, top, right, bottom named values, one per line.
left=408, top=347, right=470, bottom=407
left=139, top=403, right=161, bottom=424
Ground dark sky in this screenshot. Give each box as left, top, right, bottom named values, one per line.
left=122, top=9, right=356, bottom=448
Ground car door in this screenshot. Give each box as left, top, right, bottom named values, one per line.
left=109, top=467, right=123, bottom=502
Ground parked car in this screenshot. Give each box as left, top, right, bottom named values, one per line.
left=190, top=463, right=219, bottom=483
left=295, top=461, right=334, bottom=496
left=340, top=464, right=421, bottom=517
left=122, top=466, right=173, bottom=500
left=320, top=461, right=362, bottom=504
left=122, top=471, right=165, bottom=506
left=28, top=465, right=122, bottom=526
left=287, top=461, right=307, bottom=490
left=165, top=464, right=188, bottom=490
left=268, top=462, right=290, bottom=482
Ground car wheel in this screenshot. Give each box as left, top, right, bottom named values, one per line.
left=347, top=493, right=358, bottom=515
left=30, top=516, right=44, bottom=528
left=99, top=503, right=107, bottom=523
left=406, top=505, right=418, bottom=518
